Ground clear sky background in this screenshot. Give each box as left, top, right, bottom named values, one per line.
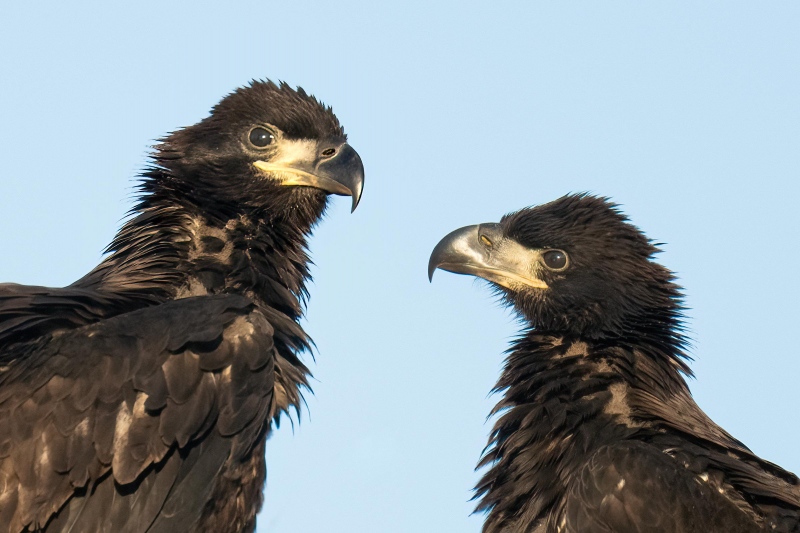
left=1, top=2, right=798, bottom=532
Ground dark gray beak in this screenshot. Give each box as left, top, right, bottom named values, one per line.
left=315, top=143, right=365, bottom=212
left=428, top=223, right=549, bottom=290
left=253, top=142, right=365, bottom=212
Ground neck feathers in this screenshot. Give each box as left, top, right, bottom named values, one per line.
left=475, top=331, right=692, bottom=532
left=76, top=173, right=316, bottom=323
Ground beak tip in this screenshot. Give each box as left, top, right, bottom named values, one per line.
left=427, top=256, right=440, bottom=282
left=350, top=193, right=361, bottom=213
left=348, top=170, right=364, bottom=213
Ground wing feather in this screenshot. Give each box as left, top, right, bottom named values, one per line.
left=564, top=441, right=764, bottom=533
left=0, top=293, right=279, bottom=532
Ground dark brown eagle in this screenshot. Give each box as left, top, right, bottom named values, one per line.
left=0, top=80, right=364, bottom=532
left=430, top=194, right=800, bottom=533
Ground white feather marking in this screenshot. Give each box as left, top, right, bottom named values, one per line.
left=113, top=401, right=133, bottom=459
left=39, top=442, right=50, bottom=470
left=133, top=392, right=148, bottom=419
left=74, top=418, right=90, bottom=438
left=273, top=140, right=318, bottom=165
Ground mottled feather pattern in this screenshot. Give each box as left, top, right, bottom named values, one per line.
left=0, top=295, right=280, bottom=531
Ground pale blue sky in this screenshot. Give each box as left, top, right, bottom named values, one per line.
left=1, top=2, right=799, bottom=532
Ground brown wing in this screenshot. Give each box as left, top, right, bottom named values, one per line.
left=563, top=441, right=765, bottom=533
left=0, top=294, right=279, bottom=532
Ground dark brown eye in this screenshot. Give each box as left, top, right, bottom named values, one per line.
left=542, top=250, right=568, bottom=270
left=249, top=127, right=274, bottom=148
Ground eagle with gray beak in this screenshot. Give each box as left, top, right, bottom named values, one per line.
left=0, top=80, right=364, bottom=532
left=429, top=194, right=800, bottom=533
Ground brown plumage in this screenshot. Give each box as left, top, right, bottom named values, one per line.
left=0, top=80, right=364, bottom=532
left=430, top=194, right=800, bottom=532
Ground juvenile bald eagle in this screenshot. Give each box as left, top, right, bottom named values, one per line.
left=0, top=80, right=364, bottom=532
left=429, top=194, right=800, bottom=533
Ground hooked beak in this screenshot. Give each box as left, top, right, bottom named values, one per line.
left=253, top=143, right=365, bottom=212
left=428, top=223, right=548, bottom=290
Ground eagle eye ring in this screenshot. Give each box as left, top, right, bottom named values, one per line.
left=541, top=250, right=568, bottom=271
left=248, top=127, right=275, bottom=148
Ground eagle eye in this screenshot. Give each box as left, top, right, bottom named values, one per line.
left=249, top=127, right=274, bottom=148
left=542, top=250, right=568, bottom=271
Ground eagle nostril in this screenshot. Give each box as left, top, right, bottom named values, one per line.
left=321, top=148, right=336, bottom=157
